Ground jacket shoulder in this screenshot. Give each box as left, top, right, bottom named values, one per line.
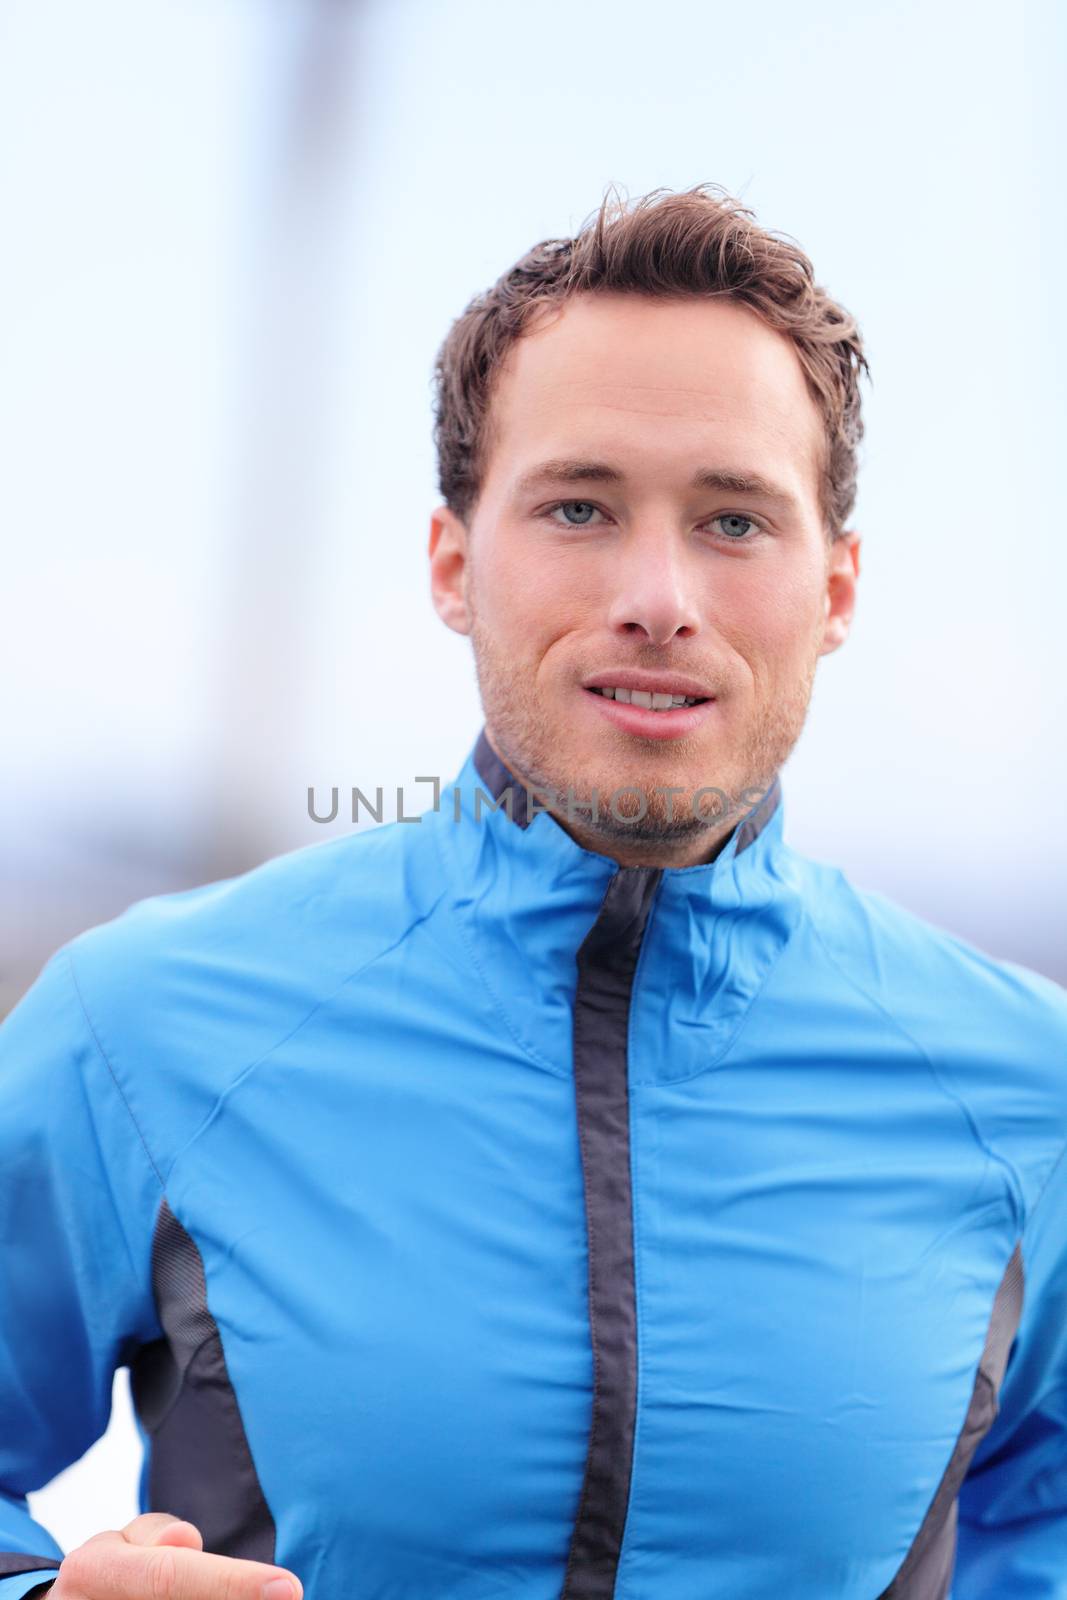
left=810, top=863, right=1067, bottom=1215
left=54, top=817, right=448, bottom=1173
left=814, top=867, right=1066, bottom=1030
left=70, top=814, right=444, bottom=981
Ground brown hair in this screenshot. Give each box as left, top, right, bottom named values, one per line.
left=432, top=182, right=870, bottom=539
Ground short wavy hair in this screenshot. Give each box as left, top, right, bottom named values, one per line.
left=432, top=182, right=870, bottom=539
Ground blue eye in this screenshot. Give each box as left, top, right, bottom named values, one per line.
left=549, top=501, right=601, bottom=527
left=712, top=514, right=760, bottom=540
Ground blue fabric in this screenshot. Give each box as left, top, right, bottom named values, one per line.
left=1, top=732, right=1066, bottom=1599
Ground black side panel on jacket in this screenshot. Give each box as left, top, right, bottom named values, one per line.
left=878, top=1239, right=1024, bottom=1598
left=128, top=1198, right=276, bottom=1563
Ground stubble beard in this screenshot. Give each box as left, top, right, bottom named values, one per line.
left=469, top=612, right=821, bottom=851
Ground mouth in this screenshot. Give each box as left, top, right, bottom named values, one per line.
left=586, top=684, right=711, bottom=712
left=581, top=680, right=718, bottom=741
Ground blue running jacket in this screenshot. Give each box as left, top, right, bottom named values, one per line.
left=2, top=730, right=1067, bottom=1600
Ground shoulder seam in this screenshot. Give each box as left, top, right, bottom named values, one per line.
left=160, top=885, right=450, bottom=1184
left=64, top=947, right=166, bottom=1193
left=808, top=918, right=1025, bottom=1233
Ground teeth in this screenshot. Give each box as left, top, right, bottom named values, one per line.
left=592, top=686, right=705, bottom=710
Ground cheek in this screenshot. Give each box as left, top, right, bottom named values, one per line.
left=475, top=533, right=599, bottom=633
left=711, top=563, right=825, bottom=683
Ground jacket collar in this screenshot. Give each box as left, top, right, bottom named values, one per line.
left=429, top=729, right=800, bottom=1085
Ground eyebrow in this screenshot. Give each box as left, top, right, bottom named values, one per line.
left=512, top=458, right=802, bottom=512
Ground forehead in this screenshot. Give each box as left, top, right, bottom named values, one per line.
left=482, top=292, right=824, bottom=508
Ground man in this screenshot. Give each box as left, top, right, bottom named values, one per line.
left=1, top=184, right=1065, bottom=1600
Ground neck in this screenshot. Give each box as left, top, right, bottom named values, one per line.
left=475, top=724, right=774, bottom=871
left=545, top=807, right=737, bottom=870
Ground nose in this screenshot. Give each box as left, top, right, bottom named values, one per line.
left=605, top=525, right=702, bottom=646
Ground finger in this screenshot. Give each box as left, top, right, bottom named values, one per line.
left=63, top=1532, right=302, bottom=1600
left=119, top=1516, right=202, bottom=1548
left=120, top=1515, right=203, bottom=1551
left=149, top=1524, right=204, bottom=1553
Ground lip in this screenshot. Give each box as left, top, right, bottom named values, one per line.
left=582, top=669, right=715, bottom=700
left=582, top=685, right=718, bottom=741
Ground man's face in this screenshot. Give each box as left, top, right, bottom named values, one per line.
left=430, top=291, right=860, bottom=867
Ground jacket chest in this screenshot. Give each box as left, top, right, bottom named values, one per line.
left=162, top=1043, right=1013, bottom=1597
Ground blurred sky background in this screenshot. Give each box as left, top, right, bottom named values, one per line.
left=2, top=0, right=1064, bottom=1552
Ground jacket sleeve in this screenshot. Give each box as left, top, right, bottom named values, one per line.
left=0, top=948, right=162, bottom=1600
left=954, top=1137, right=1067, bottom=1596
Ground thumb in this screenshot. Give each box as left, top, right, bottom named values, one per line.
left=120, top=1514, right=204, bottom=1551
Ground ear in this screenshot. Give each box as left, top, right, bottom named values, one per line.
left=428, top=505, right=472, bottom=636
left=818, top=529, right=861, bottom=656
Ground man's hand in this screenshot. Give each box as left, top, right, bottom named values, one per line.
left=48, top=1514, right=303, bottom=1600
